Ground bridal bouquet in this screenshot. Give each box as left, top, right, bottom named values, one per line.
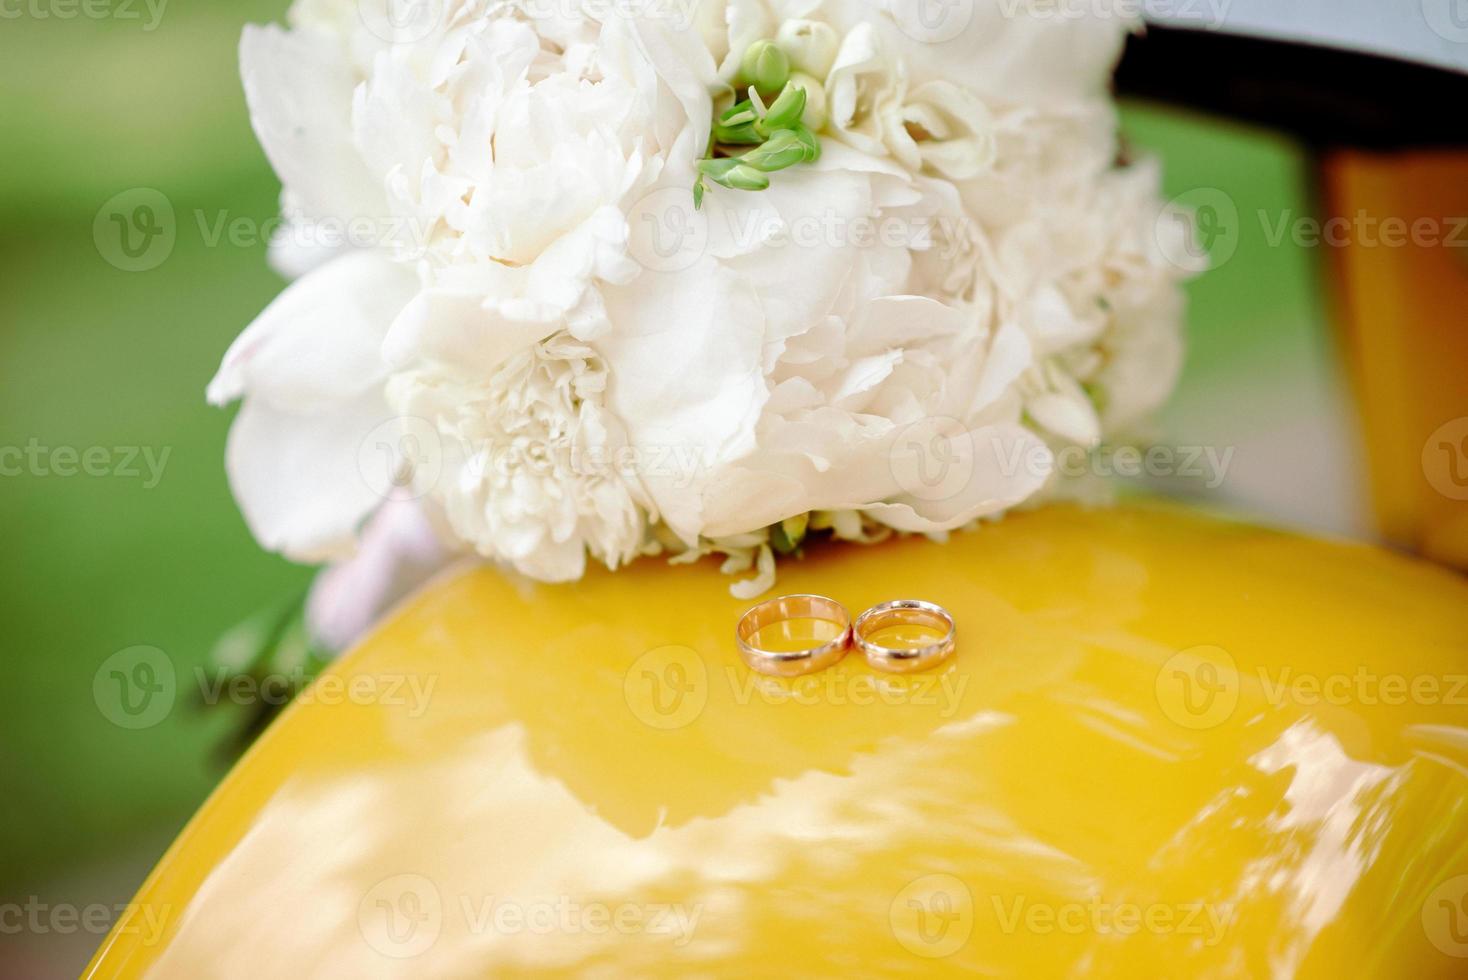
left=211, top=0, right=1195, bottom=647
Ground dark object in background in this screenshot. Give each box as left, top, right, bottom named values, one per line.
left=1120, top=16, right=1468, bottom=570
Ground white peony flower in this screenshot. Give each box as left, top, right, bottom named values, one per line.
left=211, top=0, right=1195, bottom=620
left=387, top=333, right=654, bottom=581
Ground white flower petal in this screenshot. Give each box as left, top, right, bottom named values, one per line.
left=240, top=24, right=386, bottom=221
left=865, top=423, right=1053, bottom=532
left=225, top=389, right=394, bottom=563
left=599, top=258, right=768, bottom=542
left=208, top=251, right=417, bottom=411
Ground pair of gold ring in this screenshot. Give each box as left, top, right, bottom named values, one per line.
left=735, top=594, right=957, bottom=678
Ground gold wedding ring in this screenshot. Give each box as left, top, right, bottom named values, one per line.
left=735, top=594, right=852, bottom=677
left=854, top=599, right=957, bottom=673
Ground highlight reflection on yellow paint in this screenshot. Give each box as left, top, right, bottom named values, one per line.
left=85, top=504, right=1468, bottom=978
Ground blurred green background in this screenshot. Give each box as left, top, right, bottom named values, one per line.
left=0, top=5, right=1352, bottom=975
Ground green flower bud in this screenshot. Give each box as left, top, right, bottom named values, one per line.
left=789, top=124, right=821, bottom=163
left=718, top=163, right=771, bottom=192
left=720, top=101, right=757, bottom=126
left=739, top=39, right=790, bottom=95
left=698, top=157, right=742, bottom=179
left=713, top=120, right=763, bottom=145
left=759, top=83, right=808, bottom=133
left=770, top=512, right=809, bottom=555
left=742, top=130, right=807, bottom=173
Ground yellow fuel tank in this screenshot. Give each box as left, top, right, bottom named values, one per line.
left=86, top=503, right=1468, bottom=977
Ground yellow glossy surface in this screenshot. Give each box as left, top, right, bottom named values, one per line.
left=87, top=504, right=1468, bottom=977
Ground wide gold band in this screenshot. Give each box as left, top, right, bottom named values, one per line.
left=853, top=599, right=957, bottom=673
left=735, top=594, right=852, bottom=677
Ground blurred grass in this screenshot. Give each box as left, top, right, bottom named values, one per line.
left=0, top=0, right=1328, bottom=913
left=0, top=0, right=309, bottom=894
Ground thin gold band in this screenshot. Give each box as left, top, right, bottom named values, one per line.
left=853, top=599, right=957, bottom=673
left=735, top=594, right=852, bottom=677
